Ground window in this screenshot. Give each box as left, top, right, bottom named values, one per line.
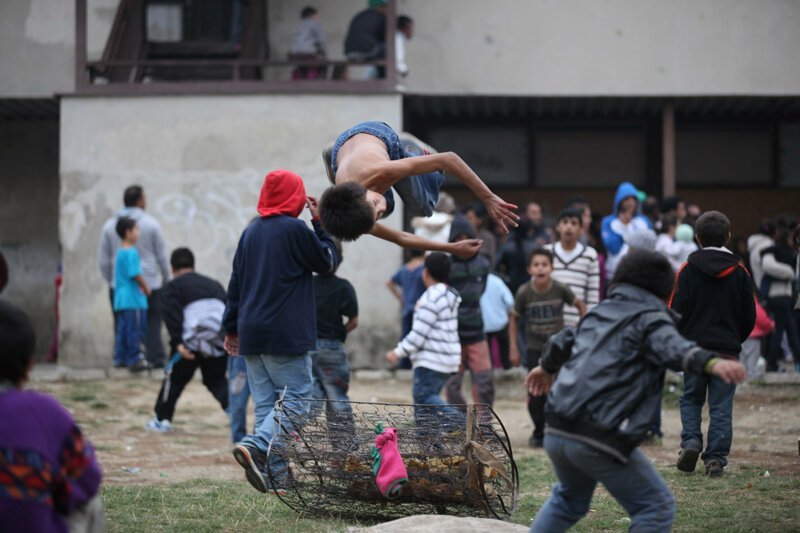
left=534, top=129, right=646, bottom=187
left=778, top=122, right=800, bottom=186
left=676, top=127, right=773, bottom=185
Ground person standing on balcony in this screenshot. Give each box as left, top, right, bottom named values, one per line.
left=395, top=15, right=413, bottom=77
left=343, top=0, right=387, bottom=78
left=290, top=6, right=328, bottom=80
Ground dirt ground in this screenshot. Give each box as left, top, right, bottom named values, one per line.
left=34, top=372, right=800, bottom=488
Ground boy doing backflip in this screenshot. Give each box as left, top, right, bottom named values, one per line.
left=525, top=250, right=747, bottom=532
left=319, top=121, right=519, bottom=257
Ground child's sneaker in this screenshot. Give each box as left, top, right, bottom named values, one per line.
left=233, top=444, right=268, bottom=493
left=676, top=444, right=701, bottom=472
left=145, top=417, right=172, bottom=433
left=705, top=459, right=724, bottom=477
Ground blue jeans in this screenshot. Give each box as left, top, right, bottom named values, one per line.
left=114, top=309, right=147, bottom=366
left=240, top=353, right=312, bottom=475
left=531, top=434, right=675, bottom=533
left=227, top=356, right=251, bottom=443
left=329, top=121, right=444, bottom=218
left=679, top=372, right=736, bottom=466
left=309, top=340, right=355, bottom=427
left=412, top=366, right=465, bottom=431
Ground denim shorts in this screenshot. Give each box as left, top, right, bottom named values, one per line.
left=329, top=121, right=445, bottom=218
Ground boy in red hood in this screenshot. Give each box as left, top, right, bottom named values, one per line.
left=319, top=121, right=519, bottom=259
left=670, top=211, right=755, bottom=477
left=222, top=169, right=339, bottom=494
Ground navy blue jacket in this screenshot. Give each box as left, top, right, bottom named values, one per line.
left=222, top=216, right=339, bottom=355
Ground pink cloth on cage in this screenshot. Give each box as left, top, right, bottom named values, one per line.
left=372, top=426, right=408, bottom=499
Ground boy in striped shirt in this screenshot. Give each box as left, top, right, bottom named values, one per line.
left=545, top=208, right=601, bottom=327
left=386, top=252, right=464, bottom=429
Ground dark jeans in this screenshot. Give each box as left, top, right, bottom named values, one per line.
left=679, top=372, right=736, bottom=467
left=412, top=366, right=465, bottom=432
left=329, top=121, right=444, bottom=218
left=114, top=309, right=147, bottom=366
left=530, top=434, right=675, bottom=532
left=154, top=354, right=228, bottom=422
left=228, top=355, right=250, bottom=443
left=766, top=296, right=800, bottom=371
left=527, top=349, right=546, bottom=439
left=145, top=289, right=166, bottom=366
left=309, top=340, right=355, bottom=447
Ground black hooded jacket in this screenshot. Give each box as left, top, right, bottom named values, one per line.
left=670, top=248, right=755, bottom=356
left=448, top=215, right=489, bottom=344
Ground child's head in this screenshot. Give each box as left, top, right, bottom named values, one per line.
left=170, top=247, right=195, bottom=273
left=527, top=249, right=554, bottom=283
left=555, top=208, right=582, bottom=244
left=408, top=249, right=425, bottom=260
left=115, top=217, right=139, bottom=243
left=694, top=211, right=730, bottom=248
left=448, top=215, right=476, bottom=243
left=661, top=213, right=678, bottom=234
left=319, top=182, right=386, bottom=241
left=423, top=252, right=451, bottom=286
left=612, top=249, right=675, bottom=300
left=0, top=300, right=36, bottom=386
left=301, top=6, right=318, bottom=19
left=675, top=224, right=694, bottom=243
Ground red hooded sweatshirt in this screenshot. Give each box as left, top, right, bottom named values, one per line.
left=257, top=169, right=307, bottom=218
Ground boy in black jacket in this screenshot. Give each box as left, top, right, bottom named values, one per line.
left=526, top=250, right=746, bottom=532
left=671, top=211, right=756, bottom=477
left=147, top=248, right=228, bottom=434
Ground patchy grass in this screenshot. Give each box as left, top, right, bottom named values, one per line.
left=102, top=454, right=800, bottom=532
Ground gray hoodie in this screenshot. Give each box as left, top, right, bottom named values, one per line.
left=98, top=207, right=170, bottom=290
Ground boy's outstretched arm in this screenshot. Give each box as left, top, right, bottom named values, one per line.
left=371, top=223, right=482, bottom=259
left=374, top=153, right=520, bottom=233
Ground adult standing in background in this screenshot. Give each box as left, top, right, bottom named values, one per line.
left=343, top=0, right=387, bottom=78
left=99, top=185, right=170, bottom=367
left=395, top=15, right=414, bottom=77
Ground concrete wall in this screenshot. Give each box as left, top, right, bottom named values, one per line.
left=0, top=0, right=75, bottom=97
left=399, top=0, right=800, bottom=96
left=0, top=120, right=61, bottom=356
left=59, top=94, right=403, bottom=368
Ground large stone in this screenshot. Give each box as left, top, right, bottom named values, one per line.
left=347, top=515, right=528, bottom=532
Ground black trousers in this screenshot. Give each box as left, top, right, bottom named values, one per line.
left=488, top=327, right=511, bottom=369
left=154, top=355, right=229, bottom=422
left=526, top=349, right=546, bottom=439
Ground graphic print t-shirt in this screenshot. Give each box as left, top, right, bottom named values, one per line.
left=514, top=280, right=575, bottom=352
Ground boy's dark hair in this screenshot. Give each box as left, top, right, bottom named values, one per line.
left=660, top=196, right=682, bottom=214
left=319, top=182, right=375, bottom=241
left=612, top=249, right=675, bottom=300
left=115, top=217, right=137, bottom=239
left=409, top=249, right=425, bottom=259
left=398, top=15, right=413, bottom=30
left=301, top=6, right=317, bottom=18
left=695, top=211, right=730, bottom=248
left=556, top=208, right=582, bottom=224
left=0, top=300, right=36, bottom=384
left=528, top=248, right=553, bottom=266
left=170, top=247, right=195, bottom=270
left=424, top=252, right=451, bottom=283
left=123, top=185, right=144, bottom=207
left=462, top=201, right=487, bottom=218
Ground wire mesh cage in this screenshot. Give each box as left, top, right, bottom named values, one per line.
left=265, top=399, right=519, bottom=521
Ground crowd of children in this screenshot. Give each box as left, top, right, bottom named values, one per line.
left=2, top=119, right=799, bottom=531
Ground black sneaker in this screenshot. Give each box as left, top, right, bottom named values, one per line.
left=233, top=444, right=268, bottom=493
left=705, top=460, right=724, bottom=477
left=128, top=359, right=152, bottom=373
left=676, top=445, right=701, bottom=472
left=528, top=433, right=544, bottom=448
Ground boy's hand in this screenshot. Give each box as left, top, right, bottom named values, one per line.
left=710, top=359, right=747, bottom=384
left=224, top=333, right=239, bottom=357
left=509, top=346, right=521, bottom=367
left=143, top=284, right=152, bottom=297
left=177, top=343, right=195, bottom=361
left=525, top=366, right=556, bottom=396
left=306, top=196, right=320, bottom=220
left=385, top=350, right=399, bottom=366
left=450, top=239, right=483, bottom=259
left=484, top=194, right=519, bottom=234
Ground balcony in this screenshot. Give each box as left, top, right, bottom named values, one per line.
left=76, top=0, right=399, bottom=95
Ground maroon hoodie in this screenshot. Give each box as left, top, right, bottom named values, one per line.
left=670, top=248, right=756, bottom=356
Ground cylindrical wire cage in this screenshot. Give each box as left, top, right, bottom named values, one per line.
left=265, top=399, right=519, bottom=521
